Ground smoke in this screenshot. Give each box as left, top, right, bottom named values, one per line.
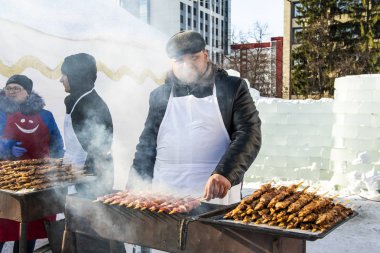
left=0, top=0, right=172, bottom=192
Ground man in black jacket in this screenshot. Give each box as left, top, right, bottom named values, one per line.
left=130, top=31, right=261, bottom=203
left=60, top=53, right=127, bottom=253
left=60, top=53, right=114, bottom=195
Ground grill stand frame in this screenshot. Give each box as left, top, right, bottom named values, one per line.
left=0, top=176, right=96, bottom=253
left=0, top=187, right=68, bottom=253
left=62, top=195, right=306, bottom=253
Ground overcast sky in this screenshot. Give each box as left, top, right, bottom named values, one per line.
left=231, top=0, right=284, bottom=40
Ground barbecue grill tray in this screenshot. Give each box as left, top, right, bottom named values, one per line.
left=197, top=203, right=358, bottom=241
left=99, top=198, right=223, bottom=221
left=0, top=175, right=97, bottom=197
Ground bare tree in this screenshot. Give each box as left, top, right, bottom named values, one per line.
left=223, top=22, right=277, bottom=97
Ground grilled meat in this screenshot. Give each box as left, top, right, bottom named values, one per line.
left=223, top=183, right=354, bottom=232
left=98, top=191, right=201, bottom=215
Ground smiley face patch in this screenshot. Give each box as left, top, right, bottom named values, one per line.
left=15, top=118, right=40, bottom=134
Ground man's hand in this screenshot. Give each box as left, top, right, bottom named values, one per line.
left=203, top=174, right=231, bottom=201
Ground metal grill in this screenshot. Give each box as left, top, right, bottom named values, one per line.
left=62, top=195, right=312, bottom=253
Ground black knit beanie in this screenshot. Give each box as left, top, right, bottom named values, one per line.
left=6, top=75, right=33, bottom=94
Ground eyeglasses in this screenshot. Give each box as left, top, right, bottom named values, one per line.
left=4, top=86, right=23, bottom=93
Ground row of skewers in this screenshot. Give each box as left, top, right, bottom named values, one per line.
left=95, top=190, right=201, bottom=215
left=224, top=182, right=354, bottom=232
left=0, top=158, right=85, bottom=191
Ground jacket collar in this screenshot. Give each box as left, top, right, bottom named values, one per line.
left=0, top=90, right=45, bottom=115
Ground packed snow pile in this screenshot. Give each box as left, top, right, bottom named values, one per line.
left=226, top=69, right=260, bottom=102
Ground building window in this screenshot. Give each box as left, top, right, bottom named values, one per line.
left=200, top=11, right=203, bottom=19
left=216, top=6, right=219, bottom=13
left=332, top=0, right=363, bottom=14
left=180, top=2, right=184, bottom=11
left=334, top=1, right=350, bottom=13
left=205, top=13, right=209, bottom=20
left=375, top=21, right=380, bottom=39
left=205, top=37, right=209, bottom=45
left=293, top=28, right=302, bottom=44
left=216, top=52, right=219, bottom=63
left=216, top=40, right=219, bottom=48
left=194, top=7, right=196, bottom=15
left=206, top=2, right=209, bottom=8
left=330, top=23, right=361, bottom=40
left=216, top=18, right=219, bottom=25
left=292, top=56, right=306, bottom=67
left=200, top=23, right=203, bottom=30
left=216, top=28, right=219, bottom=36
left=188, top=18, right=191, bottom=26
left=292, top=2, right=303, bottom=18
left=180, top=15, right=183, bottom=23
left=194, top=20, right=197, bottom=28
left=205, top=24, right=209, bottom=32
left=188, top=5, right=191, bottom=13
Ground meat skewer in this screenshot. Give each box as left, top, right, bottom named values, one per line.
left=0, top=158, right=86, bottom=191
left=267, top=181, right=303, bottom=208
left=223, top=183, right=354, bottom=232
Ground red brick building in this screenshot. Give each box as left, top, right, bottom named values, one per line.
left=227, top=37, right=283, bottom=98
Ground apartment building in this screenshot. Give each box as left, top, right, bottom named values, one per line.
left=283, top=0, right=380, bottom=99
left=118, top=0, right=231, bottom=63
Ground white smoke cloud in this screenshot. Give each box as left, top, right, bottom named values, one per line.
left=0, top=0, right=172, bottom=191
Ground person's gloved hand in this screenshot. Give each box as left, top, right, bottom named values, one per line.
left=11, top=142, right=27, bottom=157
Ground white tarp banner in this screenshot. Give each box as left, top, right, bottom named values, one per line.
left=0, top=0, right=171, bottom=189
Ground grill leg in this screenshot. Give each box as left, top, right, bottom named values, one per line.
left=273, top=237, right=306, bottom=253
left=109, top=240, right=126, bottom=253
left=140, top=246, right=151, bottom=253
left=19, top=222, right=28, bottom=253
left=62, top=229, right=77, bottom=253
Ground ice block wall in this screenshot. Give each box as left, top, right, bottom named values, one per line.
left=246, top=98, right=334, bottom=182
left=245, top=74, right=380, bottom=188
left=330, top=74, right=380, bottom=189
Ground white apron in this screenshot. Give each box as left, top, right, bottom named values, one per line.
left=153, top=85, right=241, bottom=205
left=63, top=89, right=94, bottom=167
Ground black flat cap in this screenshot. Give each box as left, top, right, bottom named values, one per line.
left=166, top=31, right=206, bottom=58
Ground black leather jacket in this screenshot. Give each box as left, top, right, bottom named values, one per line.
left=131, top=69, right=261, bottom=186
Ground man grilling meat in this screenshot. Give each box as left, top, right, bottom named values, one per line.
left=129, top=31, right=261, bottom=204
